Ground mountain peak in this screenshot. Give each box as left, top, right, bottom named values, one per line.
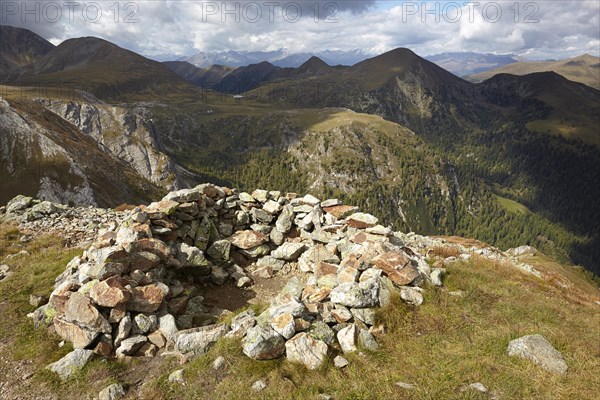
left=297, top=56, right=329, bottom=73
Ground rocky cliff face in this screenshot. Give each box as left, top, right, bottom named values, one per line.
left=0, top=97, right=164, bottom=207
left=38, top=99, right=179, bottom=189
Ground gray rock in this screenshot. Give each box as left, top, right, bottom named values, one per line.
left=175, top=243, right=208, bottom=267
left=358, top=328, right=379, bottom=351
left=132, top=313, right=158, bottom=335
left=256, top=256, right=285, bottom=272
left=226, top=310, right=256, bottom=339
left=207, top=239, right=231, bottom=261
left=242, top=325, right=285, bottom=360
left=251, top=379, right=267, bottom=392
left=159, top=313, right=178, bottom=343
left=211, top=265, right=229, bottom=285
left=395, top=382, right=416, bottom=390
left=239, top=244, right=271, bottom=259
left=271, top=313, right=295, bottom=339
left=330, top=279, right=379, bottom=308
left=350, top=308, right=376, bottom=326
left=333, top=355, right=349, bottom=368
left=464, top=382, right=488, bottom=393
left=272, top=242, right=306, bottom=261
left=114, top=315, right=132, bottom=347
left=266, top=293, right=306, bottom=318
left=320, top=199, right=341, bottom=208
left=269, top=228, right=285, bottom=246
left=275, top=205, right=294, bottom=233
left=5, top=195, right=33, bottom=214
left=239, top=192, right=256, bottom=202
left=175, top=324, right=229, bottom=355
left=168, top=369, right=185, bottom=385
left=280, top=276, right=304, bottom=300
left=399, top=287, right=424, bottom=306
left=115, top=335, right=147, bottom=356
left=46, top=349, right=94, bottom=380
left=285, top=332, right=328, bottom=370
left=430, top=268, right=445, bottom=286
left=507, top=334, right=568, bottom=375
left=263, top=200, right=282, bottom=214
left=337, top=324, right=358, bottom=353
left=98, top=383, right=126, bottom=400
left=212, top=356, right=226, bottom=371
left=347, top=212, right=378, bottom=228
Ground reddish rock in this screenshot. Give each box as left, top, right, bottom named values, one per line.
left=109, top=304, right=127, bottom=323
left=322, top=205, right=358, bottom=219
left=168, top=296, right=189, bottom=315
left=53, top=318, right=99, bottom=349
left=302, top=285, right=331, bottom=303
left=230, top=230, right=268, bottom=250
left=93, top=340, right=113, bottom=357
left=315, top=262, right=339, bottom=279
left=127, top=284, right=165, bottom=312
left=90, top=276, right=131, bottom=308
left=371, top=252, right=419, bottom=286
left=347, top=213, right=379, bottom=229
left=337, top=266, right=359, bottom=284
left=148, top=331, right=167, bottom=348
left=63, top=292, right=111, bottom=333
left=350, top=232, right=368, bottom=244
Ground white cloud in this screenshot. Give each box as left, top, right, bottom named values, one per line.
left=1, top=1, right=598, bottom=60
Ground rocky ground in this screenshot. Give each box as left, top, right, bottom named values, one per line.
left=1, top=185, right=598, bottom=400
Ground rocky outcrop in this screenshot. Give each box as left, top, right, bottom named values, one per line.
left=38, top=99, right=179, bottom=189
left=0, top=97, right=163, bottom=207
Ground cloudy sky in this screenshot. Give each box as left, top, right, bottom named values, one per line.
left=2, top=1, right=599, bottom=60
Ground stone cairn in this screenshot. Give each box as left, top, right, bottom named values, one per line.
left=28, top=184, right=443, bottom=370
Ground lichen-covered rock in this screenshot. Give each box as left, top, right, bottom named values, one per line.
left=508, top=334, right=568, bottom=375
left=330, top=279, right=379, bottom=308
left=99, top=383, right=126, bottom=400
left=285, top=333, right=328, bottom=370
left=242, top=325, right=285, bottom=360
left=175, top=324, right=229, bottom=355
left=46, top=349, right=94, bottom=380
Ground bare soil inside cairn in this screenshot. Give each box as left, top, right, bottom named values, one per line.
left=201, top=268, right=306, bottom=313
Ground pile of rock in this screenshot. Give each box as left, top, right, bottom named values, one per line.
left=1, top=195, right=128, bottom=247
left=28, top=184, right=443, bottom=372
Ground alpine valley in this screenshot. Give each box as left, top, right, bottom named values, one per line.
left=1, top=26, right=599, bottom=275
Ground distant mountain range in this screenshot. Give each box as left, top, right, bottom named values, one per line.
left=175, top=49, right=523, bottom=77
left=467, top=54, right=600, bottom=90
left=179, top=49, right=370, bottom=68
left=424, top=52, right=519, bottom=76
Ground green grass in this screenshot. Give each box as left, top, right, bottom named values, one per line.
left=494, top=194, right=530, bottom=214
left=0, top=224, right=149, bottom=398
left=1, top=223, right=599, bottom=399
left=138, top=256, right=600, bottom=400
